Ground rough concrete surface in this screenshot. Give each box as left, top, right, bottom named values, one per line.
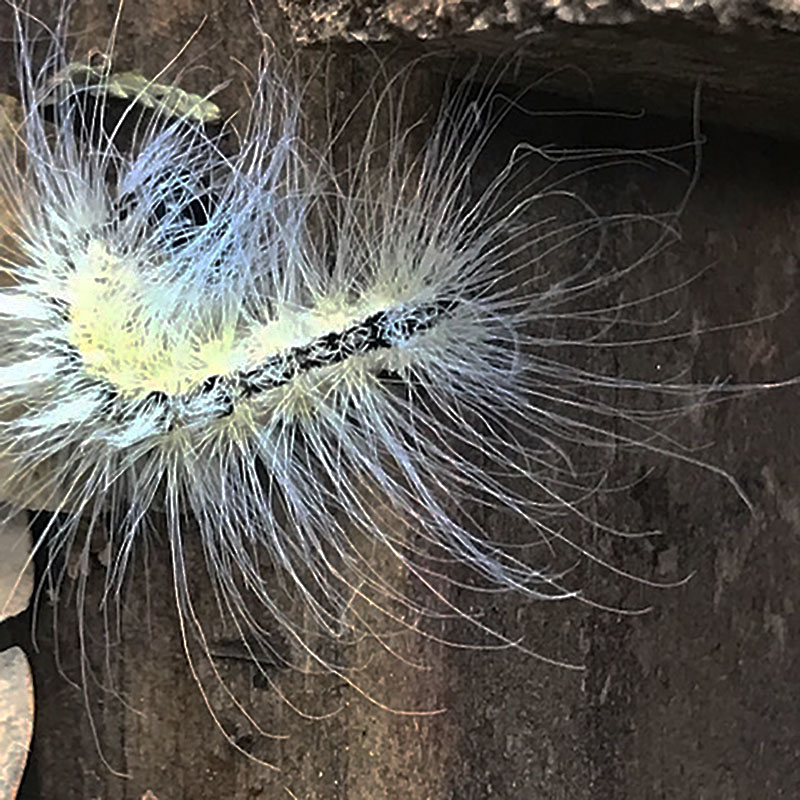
left=0, top=1, right=798, bottom=799
left=0, top=647, right=34, bottom=799
left=0, top=510, right=33, bottom=622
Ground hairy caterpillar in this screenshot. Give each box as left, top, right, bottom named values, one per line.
left=0, top=0, right=761, bottom=773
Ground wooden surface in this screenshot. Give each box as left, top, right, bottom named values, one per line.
left=279, top=0, right=800, bottom=142
left=1, top=1, right=799, bottom=798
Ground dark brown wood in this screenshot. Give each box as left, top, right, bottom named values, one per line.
left=278, top=0, right=800, bottom=142
left=2, top=2, right=799, bottom=799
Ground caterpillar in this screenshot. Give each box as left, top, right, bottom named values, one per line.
left=0, top=0, right=759, bottom=772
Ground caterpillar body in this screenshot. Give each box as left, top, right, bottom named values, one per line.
left=0, top=0, right=751, bottom=768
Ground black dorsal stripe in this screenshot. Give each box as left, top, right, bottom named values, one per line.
left=92, top=299, right=456, bottom=429
left=233, top=299, right=456, bottom=400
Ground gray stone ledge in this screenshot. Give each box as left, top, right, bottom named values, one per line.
left=279, top=0, right=800, bottom=42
